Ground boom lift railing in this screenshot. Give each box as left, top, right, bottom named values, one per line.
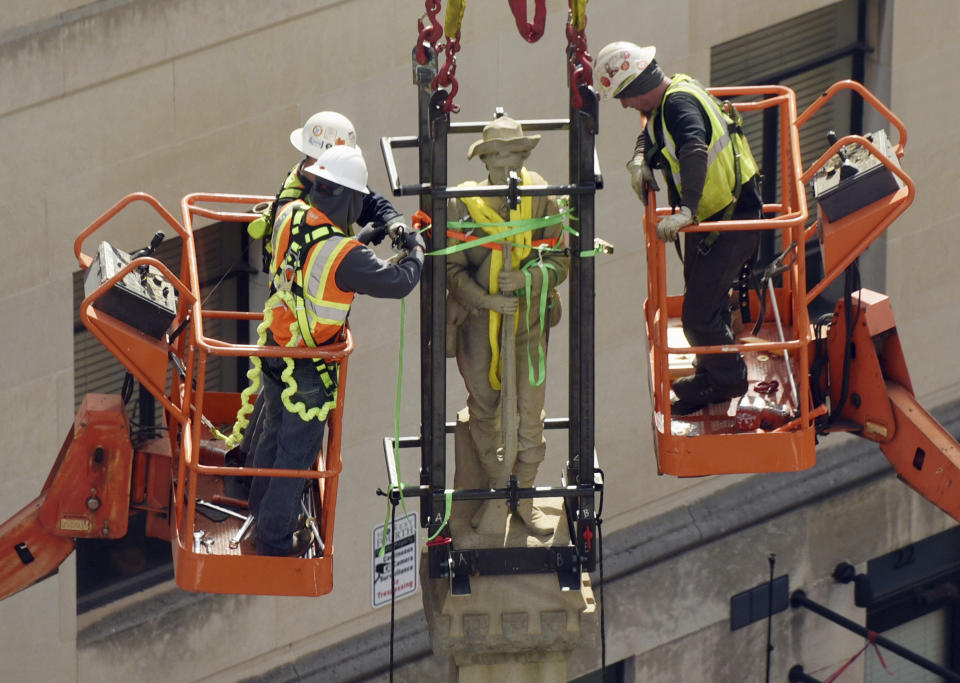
left=379, top=47, right=603, bottom=589
left=646, top=86, right=814, bottom=475
left=795, top=80, right=915, bottom=303
left=70, top=191, right=358, bottom=595
left=168, top=193, right=354, bottom=595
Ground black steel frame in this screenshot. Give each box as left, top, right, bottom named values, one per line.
left=377, top=47, right=602, bottom=590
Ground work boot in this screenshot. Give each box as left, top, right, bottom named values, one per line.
left=671, top=371, right=749, bottom=416
left=255, top=524, right=314, bottom=557
left=511, top=461, right=554, bottom=536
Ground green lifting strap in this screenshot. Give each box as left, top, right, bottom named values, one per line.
left=425, top=489, right=453, bottom=542
left=518, top=257, right=560, bottom=387
left=430, top=209, right=574, bottom=256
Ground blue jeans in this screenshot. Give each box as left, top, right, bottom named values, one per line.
left=247, top=357, right=329, bottom=556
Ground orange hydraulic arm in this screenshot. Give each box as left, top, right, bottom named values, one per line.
left=0, top=193, right=192, bottom=601
left=0, top=395, right=135, bottom=600
left=823, top=289, right=960, bottom=521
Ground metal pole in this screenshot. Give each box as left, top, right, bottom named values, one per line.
left=415, top=54, right=436, bottom=531
left=767, top=278, right=799, bottom=407
left=499, top=240, right=518, bottom=492
left=791, top=589, right=960, bottom=682
left=415, top=48, right=448, bottom=538
left=569, top=84, right=599, bottom=571
left=765, top=554, right=775, bottom=683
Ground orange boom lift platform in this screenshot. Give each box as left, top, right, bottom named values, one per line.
left=644, top=80, right=960, bottom=523
left=0, top=192, right=352, bottom=599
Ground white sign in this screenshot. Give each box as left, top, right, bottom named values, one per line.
left=371, top=511, right=418, bottom=608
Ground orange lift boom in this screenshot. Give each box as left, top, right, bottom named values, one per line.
left=644, top=80, right=960, bottom=523
left=0, top=192, right=352, bottom=600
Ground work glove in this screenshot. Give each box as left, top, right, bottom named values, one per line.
left=401, top=228, right=426, bottom=253
left=481, top=294, right=519, bottom=315
left=656, top=206, right=694, bottom=242
left=386, top=216, right=407, bottom=241
left=626, top=155, right=660, bottom=205
left=497, top=269, right=526, bottom=293
left=355, top=224, right=388, bottom=246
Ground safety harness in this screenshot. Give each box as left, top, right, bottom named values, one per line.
left=223, top=204, right=355, bottom=445
left=248, top=163, right=311, bottom=272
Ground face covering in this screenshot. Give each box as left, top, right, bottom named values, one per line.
left=308, top=183, right=364, bottom=232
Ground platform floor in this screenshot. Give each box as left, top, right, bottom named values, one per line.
left=665, top=320, right=799, bottom=438
left=188, top=442, right=323, bottom=558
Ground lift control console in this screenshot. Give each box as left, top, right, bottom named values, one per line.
left=82, top=240, right=177, bottom=339
left=813, top=128, right=904, bottom=221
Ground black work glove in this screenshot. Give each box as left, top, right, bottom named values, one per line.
left=356, top=224, right=388, bottom=246
left=402, top=228, right=426, bottom=253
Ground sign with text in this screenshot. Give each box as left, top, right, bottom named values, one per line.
left=371, top=511, right=418, bottom=608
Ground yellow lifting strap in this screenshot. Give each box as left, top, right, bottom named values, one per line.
left=457, top=168, right=534, bottom=390
left=570, top=0, right=587, bottom=31
left=445, top=0, right=466, bottom=36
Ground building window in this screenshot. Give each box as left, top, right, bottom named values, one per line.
left=711, top=0, right=881, bottom=315
left=864, top=526, right=960, bottom=680
left=570, top=659, right=626, bottom=683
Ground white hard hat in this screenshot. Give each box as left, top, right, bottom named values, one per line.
left=290, top=111, right=358, bottom=158
left=304, top=145, right=370, bottom=194
left=595, top=41, right=657, bottom=100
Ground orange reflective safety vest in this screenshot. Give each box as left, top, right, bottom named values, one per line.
left=267, top=199, right=361, bottom=349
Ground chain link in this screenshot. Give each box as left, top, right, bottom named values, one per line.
left=565, top=3, right=593, bottom=110
left=415, top=0, right=443, bottom=66
left=432, top=31, right=462, bottom=113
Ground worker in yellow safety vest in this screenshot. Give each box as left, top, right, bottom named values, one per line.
left=446, top=116, right=570, bottom=535
left=597, top=41, right=763, bottom=415
left=248, top=145, right=424, bottom=556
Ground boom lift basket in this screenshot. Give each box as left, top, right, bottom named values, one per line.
left=171, top=193, right=353, bottom=596
left=72, top=192, right=353, bottom=597
left=646, top=81, right=914, bottom=477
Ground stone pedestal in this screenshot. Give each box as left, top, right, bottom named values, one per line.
left=421, top=551, right=597, bottom=682
left=424, top=411, right=597, bottom=681
left=428, top=409, right=596, bottom=680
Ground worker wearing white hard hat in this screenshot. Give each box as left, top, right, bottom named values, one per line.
left=290, top=110, right=358, bottom=157
left=248, top=111, right=406, bottom=264
left=226, top=112, right=411, bottom=494
left=597, top=40, right=763, bottom=416
left=247, top=143, right=425, bottom=556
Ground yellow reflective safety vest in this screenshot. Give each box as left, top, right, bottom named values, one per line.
left=646, top=74, right=759, bottom=220
left=267, top=199, right=360, bottom=349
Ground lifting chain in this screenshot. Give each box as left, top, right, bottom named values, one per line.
left=415, top=0, right=443, bottom=65
left=508, top=0, right=547, bottom=43
left=432, top=0, right=465, bottom=113
left=565, top=0, right=592, bottom=110
left=433, top=32, right=462, bottom=113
